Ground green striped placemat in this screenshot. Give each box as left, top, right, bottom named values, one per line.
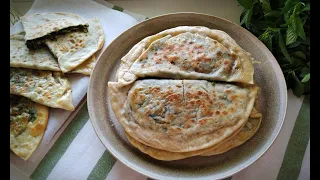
left=277, top=95, right=310, bottom=180
left=30, top=96, right=310, bottom=180
left=11, top=1, right=310, bottom=180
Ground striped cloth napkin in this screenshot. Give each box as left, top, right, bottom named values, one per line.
left=11, top=1, right=310, bottom=180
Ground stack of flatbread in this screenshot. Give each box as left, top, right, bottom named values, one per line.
left=108, top=26, right=262, bottom=161
left=10, top=12, right=105, bottom=160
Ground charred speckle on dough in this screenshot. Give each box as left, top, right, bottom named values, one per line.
left=223, top=60, right=233, bottom=73
left=230, top=95, right=238, bottom=101
left=228, top=53, right=238, bottom=60
left=199, top=119, right=207, bottom=125
left=215, top=110, right=221, bottom=115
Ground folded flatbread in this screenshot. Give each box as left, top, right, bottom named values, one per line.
left=124, top=122, right=243, bottom=161
left=201, top=108, right=262, bottom=156
left=45, top=18, right=104, bottom=73
left=116, top=26, right=255, bottom=86
left=10, top=31, right=95, bottom=75
left=10, top=31, right=60, bottom=71
left=108, top=79, right=258, bottom=153
left=10, top=68, right=74, bottom=111
left=10, top=95, right=49, bottom=160
left=125, top=109, right=261, bottom=161
left=21, top=12, right=88, bottom=48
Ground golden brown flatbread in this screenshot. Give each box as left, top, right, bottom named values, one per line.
left=116, top=26, right=254, bottom=87
left=10, top=95, right=49, bottom=160
left=109, top=79, right=258, bottom=153
left=10, top=68, right=74, bottom=111
left=45, top=18, right=104, bottom=73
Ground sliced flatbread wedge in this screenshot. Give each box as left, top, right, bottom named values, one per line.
left=21, top=12, right=88, bottom=48
left=10, top=31, right=95, bottom=75
left=10, top=95, right=49, bottom=160
left=10, top=31, right=60, bottom=71
left=69, top=55, right=96, bottom=75
left=10, top=68, right=74, bottom=111
left=45, top=18, right=104, bottom=73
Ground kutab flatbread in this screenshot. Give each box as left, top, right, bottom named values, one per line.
left=10, top=31, right=60, bottom=71
left=116, top=26, right=255, bottom=86
left=45, top=18, right=104, bottom=73
left=69, top=55, right=96, bottom=75
left=108, top=79, right=258, bottom=152
left=124, top=107, right=261, bottom=161
left=10, top=68, right=74, bottom=111
left=21, top=12, right=88, bottom=48
left=10, top=95, right=49, bottom=160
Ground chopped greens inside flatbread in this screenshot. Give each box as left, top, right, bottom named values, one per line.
left=10, top=31, right=61, bottom=71
left=10, top=68, right=74, bottom=111
left=21, top=12, right=88, bottom=48
left=45, top=18, right=104, bottom=72
left=10, top=95, right=49, bottom=160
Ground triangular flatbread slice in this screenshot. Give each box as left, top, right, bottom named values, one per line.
left=10, top=68, right=74, bottom=111
left=10, top=95, right=49, bottom=160
left=10, top=31, right=95, bottom=75
left=45, top=18, right=104, bottom=73
left=21, top=12, right=88, bottom=48
left=10, top=31, right=60, bottom=71
left=69, top=55, right=96, bottom=75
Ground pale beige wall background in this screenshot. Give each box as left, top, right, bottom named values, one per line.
left=11, top=0, right=244, bottom=24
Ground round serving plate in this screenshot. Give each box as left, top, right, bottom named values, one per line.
left=87, top=13, right=287, bottom=180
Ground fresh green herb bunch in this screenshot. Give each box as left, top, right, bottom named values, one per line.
left=238, top=0, right=310, bottom=97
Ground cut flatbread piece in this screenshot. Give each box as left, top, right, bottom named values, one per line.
left=10, top=95, right=49, bottom=160
left=69, top=55, right=96, bottom=75
left=10, top=31, right=60, bottom=71
left=21, top=12, right=88, bottom=48
left=10, top=68, right=74, bottom=111
left=45, top=18, right=104, bottom=73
